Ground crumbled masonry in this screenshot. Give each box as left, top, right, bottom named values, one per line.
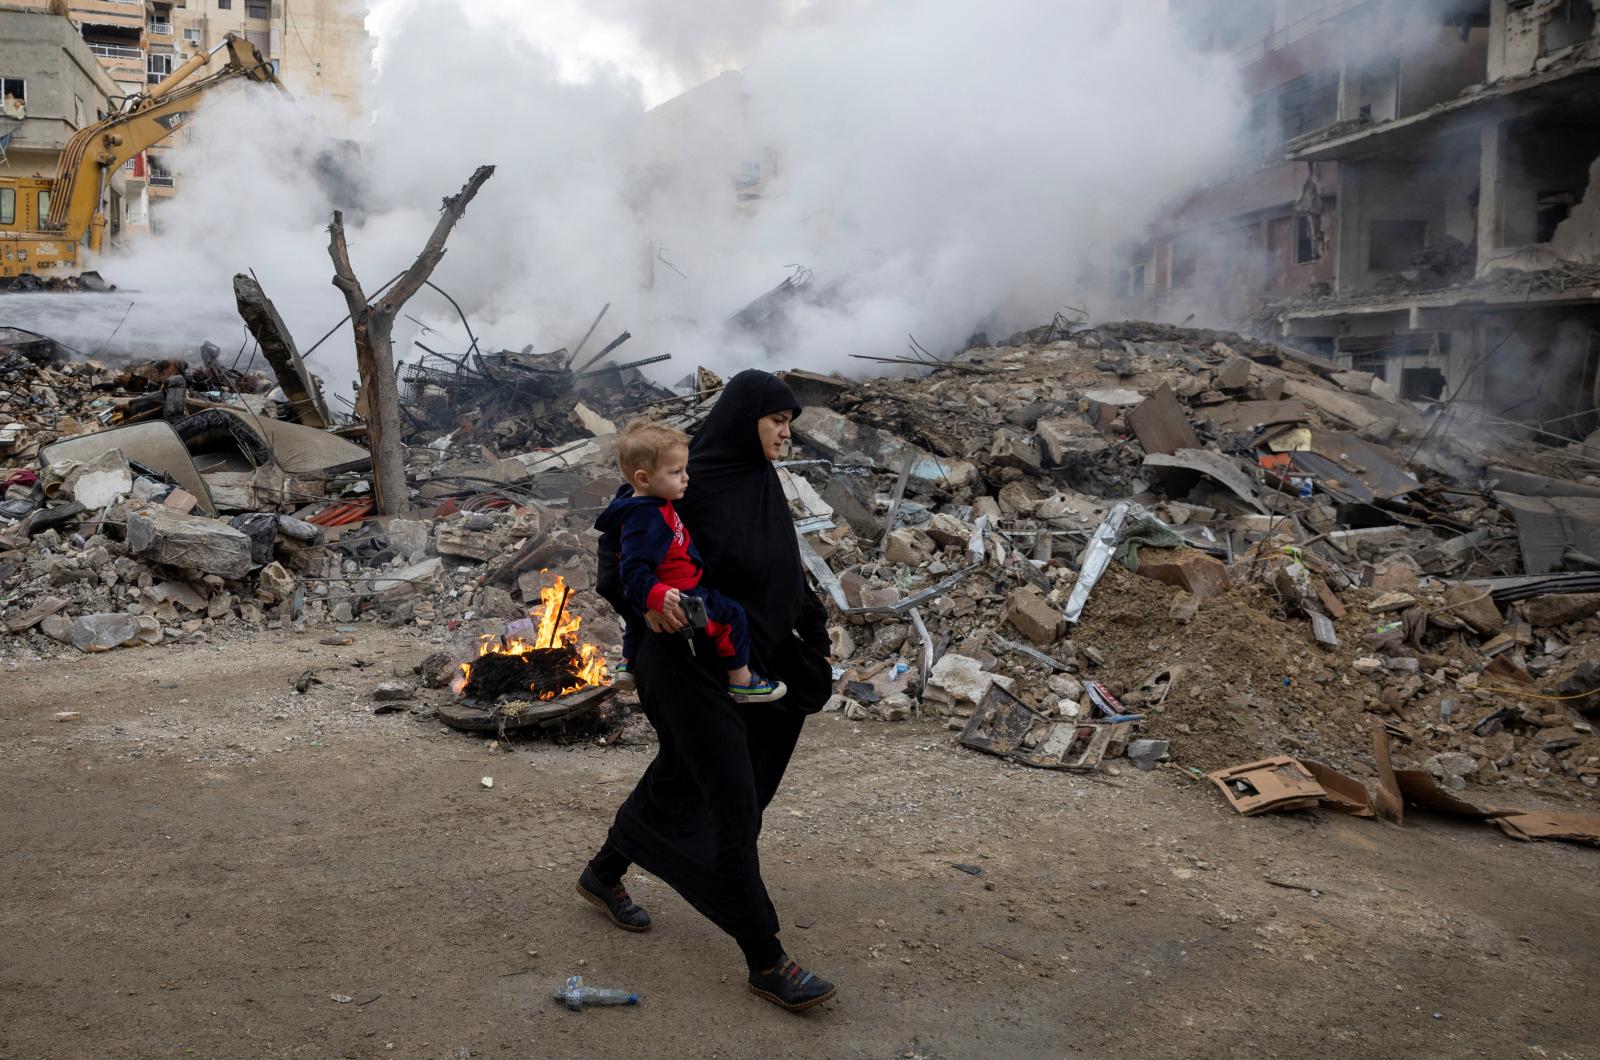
left=4, top=317, right=1600, bottom=816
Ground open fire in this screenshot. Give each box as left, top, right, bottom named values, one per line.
left=452, top=574, right=609, bottom=700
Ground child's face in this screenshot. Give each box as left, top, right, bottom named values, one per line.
left=631, top=444, right=689, bottom=501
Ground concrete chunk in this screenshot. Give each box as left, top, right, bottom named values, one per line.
left=1006, top=586, right=1062, bottom=646
left=1522, top=592, right=1600, bottom=628
left=795, top=405, right=976, bottom=488
left=125, top=506, right=253, bottom=579
left=1137, top=549, right=1231, bottom=601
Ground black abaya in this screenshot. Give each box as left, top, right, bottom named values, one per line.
left=593, top=370, right=832, bottom=965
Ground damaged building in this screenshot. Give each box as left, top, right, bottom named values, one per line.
left=1145, top=0, right=1600, bottom=440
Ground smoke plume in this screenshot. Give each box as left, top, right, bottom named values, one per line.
left=0, top=0, right=1244, bottom=402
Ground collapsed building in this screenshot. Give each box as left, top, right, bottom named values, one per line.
left=4, top=300, right=1600, bottom=839
left=1143, top=0, right=1600, bottom=444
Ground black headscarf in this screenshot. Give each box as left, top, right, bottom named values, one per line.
left=675, top=370, right=804, bottom=659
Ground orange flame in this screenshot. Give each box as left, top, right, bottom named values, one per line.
left=452, top=573, right=610, bottom=699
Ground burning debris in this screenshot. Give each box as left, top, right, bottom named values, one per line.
left=452, top=574, right=610, bottom=701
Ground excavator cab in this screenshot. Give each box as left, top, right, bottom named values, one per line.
left=0, top=34, right=280, bottom=286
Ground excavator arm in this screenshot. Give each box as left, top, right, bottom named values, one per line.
left=44, top=34, right=281, bottom=251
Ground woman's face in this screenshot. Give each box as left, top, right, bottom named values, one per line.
left=757, top=410, right=794, bottom=461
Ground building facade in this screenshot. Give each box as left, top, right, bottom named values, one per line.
left=1281, top=0, right=1600, bottom=436
left=1132, top=0, right=1600, bottom=438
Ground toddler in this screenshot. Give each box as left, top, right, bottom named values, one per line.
left=595, top=419, right=786, bottom=702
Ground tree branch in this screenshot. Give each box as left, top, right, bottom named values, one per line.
left=326, top=209, right=368, bottom=316
left=379, top=164, right=496, bottom=316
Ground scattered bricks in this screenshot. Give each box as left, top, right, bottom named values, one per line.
left=1520, top=592, right=1600, bottom=629
left=126, top=506, right=253, bottom=579
left=884, top=527, right=936, bottom=566
left=989, top=427, right=1041, bottom=471
left=1444, top=581, right=1503, bottom=636
left=828, top=626, right=855, bottom=658
left=162, top=488, right=199, bottom=515
left=839, top=569, right=868, bottom=610
left=1005, top=586, right=1062, bottom=646
left=1137, top=549, right=1231, bottom=601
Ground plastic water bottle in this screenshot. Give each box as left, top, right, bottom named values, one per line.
left=551, top=975, right=639, bottom=1011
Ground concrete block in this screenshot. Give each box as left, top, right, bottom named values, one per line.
left=1006, top=586, right=1062, bottom=645
left=1138, top=549, right=1231, bottom=601
left=126, top=506, right=253, bottom=579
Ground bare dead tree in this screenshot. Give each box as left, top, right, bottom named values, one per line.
left=327, top=164, right=495, bottom=514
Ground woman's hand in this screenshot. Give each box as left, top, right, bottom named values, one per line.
left=645, top=595, right=687, bottom=634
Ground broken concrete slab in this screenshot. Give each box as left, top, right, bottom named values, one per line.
left=884, top=527, right=936, bottom=566
left=233, top=273, right=331, bottom=428
left=1520, top=592, right=1600, bottom=628
left=924, top=653, right=1014, bottom=716
left=1143, top=449, right=1270, bottom=514
left=989, top=427, right=1042, bottom=471
left=1035, top=414, right=1110, bottom=464
left=68, top=612, right=144, bottom=652
left=1128, top=383, right=1201, bottom=458
left=4, top=595, right=67, bottom=634
left=126, top=506, right=253, bottom=579
left=370, top=556, right=445, bottom=601
left=794, top=405, right=976, bottom=488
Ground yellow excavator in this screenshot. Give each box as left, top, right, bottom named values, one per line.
left=0, top=33, right=280, bottom=285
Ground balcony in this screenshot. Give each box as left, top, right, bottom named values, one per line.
left=87, top=43, right=143, bottom=60
left=148, top=21, right=174, bottom=37
left=68, top=0, right=147, bottom=30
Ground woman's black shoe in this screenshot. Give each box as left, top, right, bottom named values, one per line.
left=747, top=955, right=836, bottom=1011
left=576, top=865, right=652, bottom=932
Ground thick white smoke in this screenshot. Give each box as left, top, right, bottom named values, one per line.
left=0, top=0, right=1243, bottom=401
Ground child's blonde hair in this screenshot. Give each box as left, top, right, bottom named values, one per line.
left=617, top=418, right=690, bottom=480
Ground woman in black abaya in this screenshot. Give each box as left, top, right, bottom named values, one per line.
left=578, top=370, right=838, bottom=1011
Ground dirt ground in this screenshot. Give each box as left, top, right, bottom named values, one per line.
left=3, top=627, right=1598, bottom=1059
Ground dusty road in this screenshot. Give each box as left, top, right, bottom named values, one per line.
left=2, top=627, right=1597, bottom=1059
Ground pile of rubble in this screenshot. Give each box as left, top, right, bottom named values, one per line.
left=5, top=309, right=1600, bottom=828
left=772, top=319, right=1600, bottom=814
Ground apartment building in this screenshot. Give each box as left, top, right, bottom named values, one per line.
left=1133, top=1, right=1600, bottom=438
left=1279, top=0, right=1600, bottom=434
